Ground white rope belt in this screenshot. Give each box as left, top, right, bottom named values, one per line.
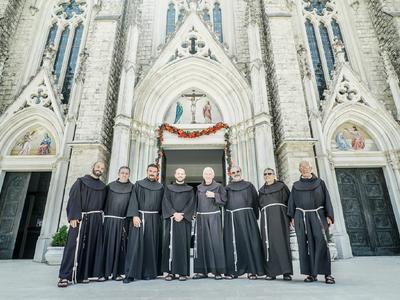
left=226, top=207, right=252, bottom=271
left=104, top=215, right=126, bottom=219
left=72, top=210, right=102, bottom=284
left=194, top=211, right=220, bottom=259
left=169, top=216, right=174, bottom=270
left=139, top=210, right=158, bottom=233
left=296, top=206, right=328, bottom=254
left=261, top=203, right=287, bottom=262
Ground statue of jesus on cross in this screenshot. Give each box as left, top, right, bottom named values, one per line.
left=181, top=90, right=206, bottom=124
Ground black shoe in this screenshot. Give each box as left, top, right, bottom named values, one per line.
left=142, top=276, right=155, bottom=280
left=123, top=277, right=134, bottom=284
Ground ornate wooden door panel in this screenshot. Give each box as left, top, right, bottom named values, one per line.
left=336, top=168, right=400, bottom=256
left=0, top=173, right=31, bottom=259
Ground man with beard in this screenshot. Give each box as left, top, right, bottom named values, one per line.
left=193, top=167, right=227, bottom=280
left=224, top=166, right=265, bottom=280
left=58, top=162, right=107, bottom=287
left=258, top=168, right=293, bottom=281
left=99, top=166, right=134, bottom=282
left=161, top=168, right=195, bottom=281
left=124, top=164, right=164, bottom=283
left=287, top=161, right=335, bottom=284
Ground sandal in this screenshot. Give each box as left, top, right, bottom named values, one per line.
left=98, top=277, right=107, bottom=282
left=57, top=279, right=68, bottom=288
left=265, top=276, right=276, bottom=280
left=193, top=273, right=208, bottom=279
left=304, top=276, right=317, bottom=282
left=165, top=274, right=175, bottom=281
left=225, top=275, right=234, bottom=280
left=113, top=276, right=123, bottom=281
left=77, top=279, right=90, bottom=284
left=179, top=275, right=187, bottom=281
left=325, top=275, right=335, bottom=284
left=283, top=274, right=292, bottom=281
left=214, top=274, right=222, bottom=280
left=248, top=274, right=257, bottom=280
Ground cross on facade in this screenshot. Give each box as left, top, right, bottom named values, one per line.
left=181, top=90, right=206, bottom=124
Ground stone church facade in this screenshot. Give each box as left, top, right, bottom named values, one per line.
left=1, top=0, right=400, bottom=262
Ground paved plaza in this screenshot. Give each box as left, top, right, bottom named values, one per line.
left=0, top=256, right=399, bottom=299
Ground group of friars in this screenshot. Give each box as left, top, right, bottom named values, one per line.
left=57, top=160, right=335, bottom=287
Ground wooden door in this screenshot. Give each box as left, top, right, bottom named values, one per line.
left=336, top=168, right=400, bottom=256
left=0, top=173, right=31, bottom=259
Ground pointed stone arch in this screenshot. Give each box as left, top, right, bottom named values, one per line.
left=133, top=56, right=253, bottom=126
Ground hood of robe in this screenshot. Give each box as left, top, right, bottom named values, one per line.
left=197, top=180, right=221, bottom=192
left=293, top=173, right=322, bottom=191
left=225, top=180, right=251, bottom=191
left=167, top=182, right=193, bottom=193
left=258, top=180, right=286, bottom=194
left=109, top=180, right=134, bottom=194
left=80, top=174, right=106, bottom=190
left=137, top=177, right=163, bottom=190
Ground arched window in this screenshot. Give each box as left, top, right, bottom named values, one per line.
left=166, top=4, right=176, bottom=36
left=213, top=3, right=223, bottom=43
left=302, top=0, right=349, bottom=99
left=42, top=0, right=88, bottom=104
left=178, top=9, right=185, bottom=22
left=203, top=9, right=210, bottom=22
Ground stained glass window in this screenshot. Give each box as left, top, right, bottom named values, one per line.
left=203, top=9, right=210, bottom=21
left=213, top=3, right=223, bottom=43
left=331, top=19, right=348, bottom=61
left=53, top=26, right=70, bottom=84
left=166, top=4, right=175, bottom=36
left=305, top=20, right=326, bottom=99
left=57, top=0, right=85, bottom=20
left=61, top=23, right=84, bottom=103
left=305, top=0, right=332, bottom=16
left=319, top=23, right=334, bottom=78
left=40, top=23, right=58, bottom=66
left=178, top=9, right=185, bottom=22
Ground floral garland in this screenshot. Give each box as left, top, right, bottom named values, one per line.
left=155, top=122, right=233, bottom=182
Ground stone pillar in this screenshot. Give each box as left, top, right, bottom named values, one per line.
left=108, top=21, right=140, bottom=181
left=380, top=48, right=400, bottom=120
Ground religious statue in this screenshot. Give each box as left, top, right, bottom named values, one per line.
left=203, top=100, right=212, bottom=124
left=174, top=102, right=183, bottom=124
left=181, top=90, right=206, bottom=124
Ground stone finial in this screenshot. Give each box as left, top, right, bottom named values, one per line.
left=379, top=46, right=398, bottom=79
left=188, top=0, right=198, bottom=11
left=75, top=49, right=89, bottom=84
left=332, top=37, right=345, bottom=63
left=43, top=43, right=57, bottom=71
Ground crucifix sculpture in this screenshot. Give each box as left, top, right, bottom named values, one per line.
left=181, top=90, right=206, bottom=124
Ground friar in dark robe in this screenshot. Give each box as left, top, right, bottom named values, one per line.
left=287, top=161, right=335, bottom=284
left=259, top=167, right=293, bottom=281
left=98, top=166, right=134, bottom=282
left=58, top=162, right=107, bottom=287
left=193, top=167, right=227, bottom=280
left=161, top=168, right=195, bottom=281
left=224, top=166, right=265, bottom=280
left=124, top=164, right=164, bottom=283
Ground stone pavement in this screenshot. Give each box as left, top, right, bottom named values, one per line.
left=0, top=257, right=399, bottom=299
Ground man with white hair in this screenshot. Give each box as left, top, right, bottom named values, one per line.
left=193, top=167, right=227, bottom=280
left=287, top=161, right=335, bottom=284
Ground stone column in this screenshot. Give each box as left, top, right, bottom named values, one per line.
left=380, top=48, right=400, bottom=120
left=108, top=21, right=140, bottom=181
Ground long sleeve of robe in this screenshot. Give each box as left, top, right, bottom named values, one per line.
left=258, top=180, right=293, bottom=277
left=224, top=180, right=265, bottom=277
left=161, top=183, right=194, bottom=275
left=287, top=174, right=334, bottom=277
left=194, top=180, right=226, bottom=275
left=59, top=175, right=106, bottom=282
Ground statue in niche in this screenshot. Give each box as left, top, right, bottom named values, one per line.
left=181, top=90, right=206, bottom=124
left=174, top=101, right=183, bottom=124
left=203, top=100, right=212, bottom=124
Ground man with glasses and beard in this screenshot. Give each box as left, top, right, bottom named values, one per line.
left=224, top=166, right=265, bottom=280
left=124, top=164, right=164, bottom=283
left=287, top=161, right=335, bottom=284
left=58, top=162, right=107, bottom=287
left=258, top=168, right=293, bottom=281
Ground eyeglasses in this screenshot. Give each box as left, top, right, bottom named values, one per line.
left=299, top=166, right=311, bottom=171
left=231, top=171, right=241, bottom=175
left=264, top=172, right=274, bottom=176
